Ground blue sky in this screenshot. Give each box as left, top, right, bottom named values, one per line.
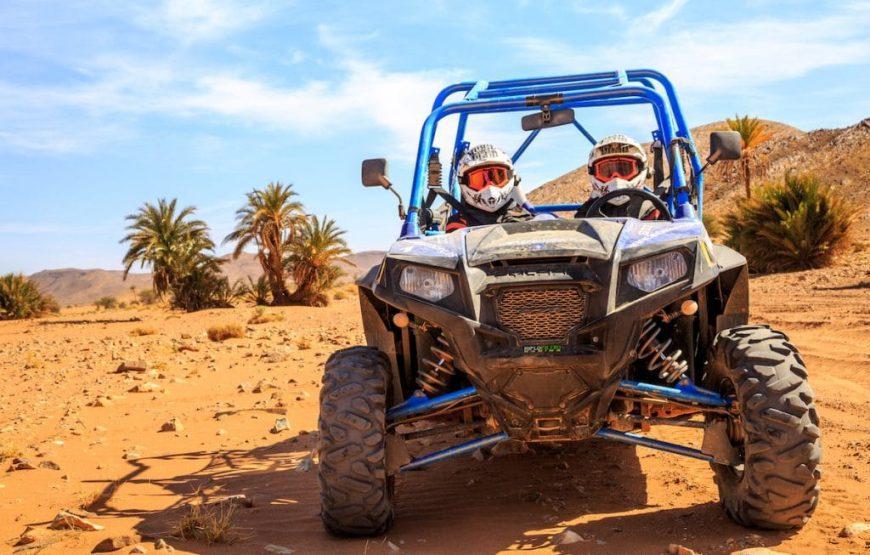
left=1, top=0, right=868, bottom=274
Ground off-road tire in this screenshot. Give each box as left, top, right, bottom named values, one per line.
left=705, top=325, right=821, bottom=529
left=318, top=346, right=394, bottom=536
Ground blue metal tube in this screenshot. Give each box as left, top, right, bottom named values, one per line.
left=400, top=432, right=508, bottom=472
left=595, top=428, right=714, bottom=463
left=488, top=71, right=619, bottom=88
left=627, top=69, right=705, bottom=215
left=476, top=78, right=620, bottom=99
left=618, top=379, right=730, bottom=407
left=572, top=120, right=597, bottom=145
left=387, top=386, right=478, bottom=422
left=534, top=203, right=582, bottom=213
left=511, top=129, right=540, bottom=163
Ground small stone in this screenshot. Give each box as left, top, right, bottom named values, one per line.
left=129, top=382, right=160, bottom=393
left=15, top=526, right=51, bottom=546
left=839, top=522, right=870, bottom=538
left=123, top=451, right=142, bottom=460
left=471, top=448, right=486, bottom=462
left=160, top=418, right=184, bottom=433
left=116, top=361, right=148, bottom=373
left=386, top=541, right=401, bottom=553
left=129, top=545, right=148, bottom=554
left=90, top=396, right=112, bottom=407
left=669, top=544, right=698, bottom=555
left=8, top=457, right=36, bottom=471
left=237, top=382, right=251, bottom=393
left=208, top=494, right=254, bottom=508
left=216, top=428, right=227, bottom=436
left=92, top=535, right=139, bottom=552
left=39, top=460, right=61, bottom=470
left=264, top=544, right=295, bottom=554
left=48, top=509, right=104, bottom=531
left=295, top=455, right=313, bottom=472
left=491, top=439, right=531, bottom=457
left=270, top=417, right=290, bottom=434
left=553, top=529, right=585, bottom=545
left=154, top=538, right=172, bottom=550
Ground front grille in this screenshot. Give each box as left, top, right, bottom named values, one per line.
left=495, top=286, right=588, bottom=342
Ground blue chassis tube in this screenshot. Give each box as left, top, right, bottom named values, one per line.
left=392, top=380, right=730, bottom=471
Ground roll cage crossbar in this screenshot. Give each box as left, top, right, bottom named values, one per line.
left=400, top=69, right=705, bottom=238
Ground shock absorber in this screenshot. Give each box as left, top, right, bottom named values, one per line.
left=636, top=320, right=689, bottom=384
left=417, top=335, right=457, bottom=396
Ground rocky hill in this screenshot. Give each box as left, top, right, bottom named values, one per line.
left=30, top=251, right=385, bottom=306
left=529, top=118, right=870, bottom=228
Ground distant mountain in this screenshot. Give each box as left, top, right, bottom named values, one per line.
left=29, top=250, right=386, bottom=306
left=529, top=118, right=870, bottom=227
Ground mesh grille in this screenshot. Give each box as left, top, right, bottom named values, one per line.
left=496, top=286, right=588, bottom=342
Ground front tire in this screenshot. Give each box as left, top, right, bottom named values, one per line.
left=318, top=347, right=394, bottom=536
left=705, top=325, right=821, bottom=529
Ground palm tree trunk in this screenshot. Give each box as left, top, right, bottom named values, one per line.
left=742, top=156, right=752, bottom=199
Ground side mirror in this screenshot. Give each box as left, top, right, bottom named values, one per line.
left=521, top=108, right=575, bottom=131
left=361, top=158, right=390, bottom=188
left=708, top=131, right=742, bottom=163
left=360, top=157, right=406, bottom=219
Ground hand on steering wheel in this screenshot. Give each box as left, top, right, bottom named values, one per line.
left=585, top=189, right=672, bottom=221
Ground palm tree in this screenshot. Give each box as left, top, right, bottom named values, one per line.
left=224, top=182, right=305, bottom=305
left=726, top=114, right=772, bottom=199
left=121, top=198, right=213, bottom=296
left=0, top=273, right=58, bottom=320
left=285, top=216, right=351, bottom=306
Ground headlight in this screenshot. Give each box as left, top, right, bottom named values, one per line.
left=399, top=266, right=455, bottom=303
left=626, top=251, right=688, bottom=292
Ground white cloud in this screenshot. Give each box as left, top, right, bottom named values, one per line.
left=139, top=0, right=272, bottom=42
left=643, top=0, right=690, bottom=31
left=507, top=6, right=870, bottom=93
left=0, top=26, right=462, bottom=157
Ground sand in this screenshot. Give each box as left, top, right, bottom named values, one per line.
left=1, top=254, right=868, bottom=554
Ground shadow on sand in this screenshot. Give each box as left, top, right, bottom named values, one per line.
left=81, top=432, right=796, bottom=554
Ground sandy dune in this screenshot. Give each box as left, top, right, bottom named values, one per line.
left=1, top=254, right=868, bottom=554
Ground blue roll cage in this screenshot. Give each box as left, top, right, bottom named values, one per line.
left=400, top=69, right=705, bottom=238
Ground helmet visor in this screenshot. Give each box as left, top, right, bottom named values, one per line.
left=592, top=157, right=641, bottom=182
left=465, top=165, right=511, bottom=191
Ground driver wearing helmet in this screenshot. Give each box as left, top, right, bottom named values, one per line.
left=576, top=134, right=662, bottom=219
left=446, top=144, right=532, bottom=232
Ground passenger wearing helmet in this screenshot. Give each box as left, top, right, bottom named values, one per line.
left=576, top=134, right=662, bottom=219
left=446, top=144, right=532, bottom=232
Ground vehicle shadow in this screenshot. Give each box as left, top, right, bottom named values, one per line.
left=81, top=432, right=794, bottom=554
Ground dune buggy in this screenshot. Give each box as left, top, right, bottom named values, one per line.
left=318, top=69, right=821, bottom=535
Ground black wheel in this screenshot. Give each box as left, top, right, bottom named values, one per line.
left=318, top=346, right=394, bottom=536
left=705, top=325, right=821, bottom=529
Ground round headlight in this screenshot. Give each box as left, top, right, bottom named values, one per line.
left=627, top=251, right=688, bottom=292
left=399, top=266, right=455, bottom=303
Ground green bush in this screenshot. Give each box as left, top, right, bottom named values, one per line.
left=723, top=172, right=857, bottom=273
left=95, top=296, right=118, bottom=310
left=137, top=289, right=158, bottom=305
left=0, top=274, right=59, bottom=320
left=702, top=212, right=723, bottom=240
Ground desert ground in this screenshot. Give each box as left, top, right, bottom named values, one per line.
left=1, top=253, right=868, bottom=555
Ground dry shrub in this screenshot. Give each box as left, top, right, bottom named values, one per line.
left=130, top=326, right=157, bottom=336
left=174, top=501, right=241, bottom=544
left=295, top=337, right=311, bottom=350
left=702, top=212, right=723, bottom=240
left=95, top=296, right=118, bottom=310
left=724, top=172, right=858, bottom=273
left=207, top=324, right=245, bottom=342
left=247, top=307, right=284, bottom=325
left=332, top=290, right=347, bottom=301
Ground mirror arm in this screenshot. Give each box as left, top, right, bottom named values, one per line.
left=697, top=150, right=722, bottom=176
left=385, top=185, right=406, bottom=219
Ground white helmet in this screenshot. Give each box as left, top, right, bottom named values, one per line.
left=588, top=134, right=648, bottom=205
left=457, top=144, right=516, bottom=212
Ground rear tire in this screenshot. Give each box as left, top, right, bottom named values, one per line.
left=318, top=346, right=394, bottom=536
left=705, top=325, right=821, bottom=529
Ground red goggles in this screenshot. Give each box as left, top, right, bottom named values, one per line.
left=464, top=165, right=511, bottom=191
left=591, top=156, right=641, bottom=182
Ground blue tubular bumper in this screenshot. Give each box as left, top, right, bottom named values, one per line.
left=618, top=380, right=730, bottom=407
left=387, top=386, right=478, bottom=422
left=400, top=432, right=508, bottom=472
left=594, top=428, right=715, bottom=463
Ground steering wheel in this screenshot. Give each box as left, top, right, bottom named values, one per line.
left=585, top=189, right=672, bottom=221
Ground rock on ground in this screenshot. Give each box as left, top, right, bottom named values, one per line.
left=48, top=509, right=104, bottom=531
left=92, top=534, right=140, bottom=552
left=839, top=522, right=870, bottom=538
